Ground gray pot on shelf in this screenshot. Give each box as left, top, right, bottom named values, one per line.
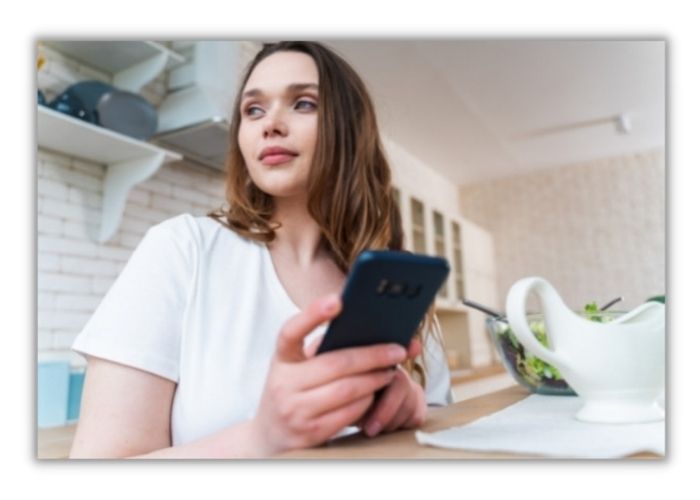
left=46, top=80, right=158, bottom=140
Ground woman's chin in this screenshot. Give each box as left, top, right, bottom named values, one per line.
left=256, top=183, right=307, bottom=200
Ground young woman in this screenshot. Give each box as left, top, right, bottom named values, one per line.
left=70, top=41, right=453, bottom=459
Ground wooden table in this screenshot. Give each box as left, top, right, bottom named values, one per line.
left=276, top=385, right=660, bottom=459
left=38, top=385, right=659, bottom=459
left=37, top=423, right=77, bottom=459
left=38, top=386, right=529, bottom=459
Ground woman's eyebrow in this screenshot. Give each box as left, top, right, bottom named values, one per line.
left=242, top=83, right=319, bottom=99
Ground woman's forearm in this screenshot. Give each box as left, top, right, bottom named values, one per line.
left=126, top=420, right=269, bottom=459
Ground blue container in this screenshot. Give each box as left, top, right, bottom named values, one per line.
left=37, top=362, right=70, bottom=428
left=67, top=370, right=85, bottom=423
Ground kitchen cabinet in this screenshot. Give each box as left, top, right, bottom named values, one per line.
left=409, top=197, right=427, bottom=254
left=393, top=185, right=500, bottom=374
left=432, top=209, right=448, bottom=299
left=451, top=220, right=466, bottom=300
left=37, top=41, right=185, bottom=243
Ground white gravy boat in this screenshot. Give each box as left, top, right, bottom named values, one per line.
left=505, top=277, right=665, bottom=424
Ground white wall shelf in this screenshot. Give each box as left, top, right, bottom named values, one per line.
left=43, top=41, right=186, bottom=93
left=37, top=105, right=182, bottom=243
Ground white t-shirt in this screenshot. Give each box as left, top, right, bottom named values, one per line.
left=72, top=213, right=454, bottom=446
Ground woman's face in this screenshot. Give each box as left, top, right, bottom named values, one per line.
left=238, top=51, right=319, bottom=199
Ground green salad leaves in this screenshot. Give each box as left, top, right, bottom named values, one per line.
left=496, top=302, right=612, bottom=390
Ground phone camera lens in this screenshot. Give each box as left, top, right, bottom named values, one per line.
left=387, top=282, right=405, bottom=297
left=405, top=285, right=422, bottom=298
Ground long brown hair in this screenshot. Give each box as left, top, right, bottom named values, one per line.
left=209, top=41, right=442, bottom=386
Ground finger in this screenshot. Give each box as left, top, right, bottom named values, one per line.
left=384, top=394, right=415, bottom=433
left=303, top=334, right=324, bottom=359
left=276, top=294, right=341, bottom=363
left=300, top=342, right=407, bottom=390
left=299, top=369, right=396, bottom=419
left=362, top=374, right=408, bottom=437
left=398, top=389, right=428, bottom=431
left=407, top=338, right=422, bottom=360
left=389, top=381, right=427, bottom=432
left=410, top=398, right=428, bottom=429
left=310, top=394, right=376, bottom=444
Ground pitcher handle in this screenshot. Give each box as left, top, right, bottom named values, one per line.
left=505, top=277, right=571, bottom=371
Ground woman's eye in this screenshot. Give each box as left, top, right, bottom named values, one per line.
left=244, top=105, right=263, bottom=117
left=243, top=99, right=315, bottom=116
left=295, top=99, right=317, bottom=111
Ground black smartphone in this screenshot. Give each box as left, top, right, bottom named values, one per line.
left=316, top=250, right=450, bottom=354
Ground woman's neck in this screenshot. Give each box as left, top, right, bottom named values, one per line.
left=267, top=195, right=327, bottom=268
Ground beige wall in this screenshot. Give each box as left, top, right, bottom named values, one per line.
left=459, top=148, right=665, bottom=311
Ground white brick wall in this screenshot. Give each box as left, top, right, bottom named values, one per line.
left=37, top=148, right=225, bottom=367
left=37, top=44, right=227, bottom=368
left=460, top=149, right=666, bottom=310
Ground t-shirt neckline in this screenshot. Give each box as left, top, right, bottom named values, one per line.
left=262, top=242, right=302, bottom=314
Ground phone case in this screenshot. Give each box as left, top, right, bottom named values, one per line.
left=316, top=250, right=450, bottom=354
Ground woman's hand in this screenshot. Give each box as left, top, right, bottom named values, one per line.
left=356, top=338, right=427, bottom=437
left=250, top=294, right=408, bottom=457
left=305, top=330, right=428, bottom=438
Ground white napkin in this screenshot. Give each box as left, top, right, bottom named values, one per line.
left=415, top=394, right=665, bottom=458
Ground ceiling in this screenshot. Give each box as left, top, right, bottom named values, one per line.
left=323, top=40, right=665, bottom=186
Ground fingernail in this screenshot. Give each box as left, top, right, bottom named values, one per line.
left=389, top=345, right=406, bottom=361
left=366, top=421, right=381, bottom=437
left=323, top=296, right=339, bottom=314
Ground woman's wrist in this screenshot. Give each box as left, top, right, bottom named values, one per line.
left=239, top=417, right=280, bottom=458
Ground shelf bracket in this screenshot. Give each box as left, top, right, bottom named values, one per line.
left=99, top=152, right=165, bottom=242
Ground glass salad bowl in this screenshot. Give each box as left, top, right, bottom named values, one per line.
left=486, top=309, right=624, bottom=396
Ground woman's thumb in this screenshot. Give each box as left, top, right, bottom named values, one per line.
left=276, top=294, right=341, bottom=363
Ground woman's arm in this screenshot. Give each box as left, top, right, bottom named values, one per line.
left=69, top=356, right=174, bottom=458
left=69, top=357, right=266, bottom=459
left=70, top=294, right=408, bottom=459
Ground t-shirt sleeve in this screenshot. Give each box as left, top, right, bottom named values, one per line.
left=71, top=215, right=195, bottom=382
left=423, top=317, right=455, bottom=406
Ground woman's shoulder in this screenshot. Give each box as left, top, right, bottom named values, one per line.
left=149, top=212, right=258, bottom=251
left=151, top=212, right=217, bottom=236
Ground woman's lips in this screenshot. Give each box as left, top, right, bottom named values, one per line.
left=261, top=153, right=297, bottom=166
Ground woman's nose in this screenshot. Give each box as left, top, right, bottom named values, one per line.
left=262, top=106, right=288, bottom=138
